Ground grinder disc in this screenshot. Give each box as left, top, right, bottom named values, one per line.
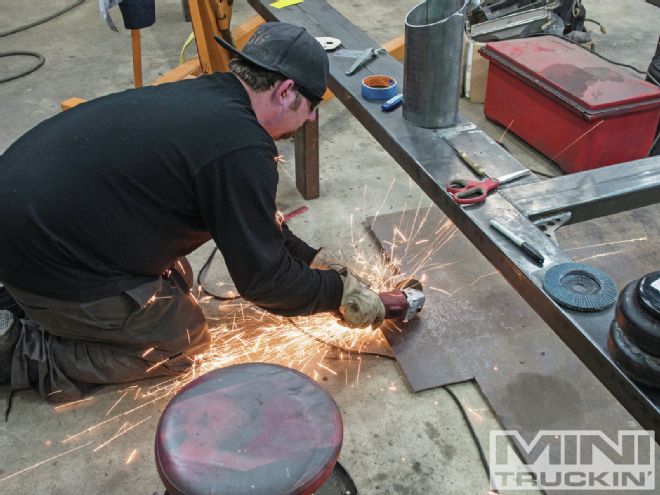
left=543, top=263, right=617, bottom=312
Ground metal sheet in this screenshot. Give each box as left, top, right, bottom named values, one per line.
left=248, top=0, right=660, bottom=433
left=369, top=205, right=660, bottom=470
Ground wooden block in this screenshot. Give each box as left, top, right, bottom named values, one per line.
left=382, top=34, right=405, bottom=61
left=152, top=58, right=202, bottom=85
left=463, top=39, right=489, bottom=104
left=60, top=97, right=86, bottom=111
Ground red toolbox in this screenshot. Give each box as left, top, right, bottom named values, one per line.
left=480, top=36, right=660, bottom=173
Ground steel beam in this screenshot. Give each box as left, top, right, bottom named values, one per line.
left=248, top=0, right=660, bottom=432
left=504, top=156, right=660, bottom=224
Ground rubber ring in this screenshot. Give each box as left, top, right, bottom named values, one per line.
left=361, top=75, right=398, bottom=101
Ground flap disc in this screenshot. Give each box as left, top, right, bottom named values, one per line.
left=543, top=263, right=617, bottom=312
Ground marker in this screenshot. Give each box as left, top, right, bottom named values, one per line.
left=490, top=220, right=545, bottom=265
left=381, top=93, right=403, bottom=112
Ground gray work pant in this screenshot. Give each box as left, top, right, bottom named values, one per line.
left=4, top=273, right=210, bottom=402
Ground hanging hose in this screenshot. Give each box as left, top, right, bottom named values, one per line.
left=180, top=31, right=196, bottom=64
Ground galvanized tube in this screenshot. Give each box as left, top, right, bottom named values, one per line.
left=403, top=0, right=469, bottom=128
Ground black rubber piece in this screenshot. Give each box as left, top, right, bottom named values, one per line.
left=616, top=279, right=660, bottom=357
left=638, top=271, right=660, bottom=319
left=317, top=461, right=359, bottom=495
left=543, top=263, right=617, bottom=312
left=608, top=320, right=660, bottom=389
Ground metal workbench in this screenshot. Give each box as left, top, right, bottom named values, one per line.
left=248, top=0, right=660, bottom=433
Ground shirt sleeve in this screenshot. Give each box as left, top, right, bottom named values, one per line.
left=281, top=222, right=318, bottom=265
left=193, top=146, right=343, bottom=316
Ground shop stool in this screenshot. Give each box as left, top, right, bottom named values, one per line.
left=155, top=363, right=343, bottom=495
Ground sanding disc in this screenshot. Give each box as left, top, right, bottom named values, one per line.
left=543, top=263, right=617, bottom=312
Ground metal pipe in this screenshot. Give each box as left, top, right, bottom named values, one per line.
left=403, top=0, right=469, bottom=128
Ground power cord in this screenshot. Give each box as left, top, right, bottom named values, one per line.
left=0, top=0, right=85, bottom=83
left=287, top=318, right=396, bottom=360
left=0, top=51, right=45, bottom=84
left=521, top=32, right=648, bottom=76
left=444, top=385, right=497, bottom=492
left=196, top=246, right=236, bottom=300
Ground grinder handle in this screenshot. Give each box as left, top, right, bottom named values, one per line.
left=378, top=290, right=409, bottom=320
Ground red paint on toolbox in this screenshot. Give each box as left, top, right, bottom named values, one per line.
left=481, top=36, right=660, bottom=173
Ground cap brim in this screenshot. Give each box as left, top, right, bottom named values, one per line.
left=213, top=35, right=278, bottom=73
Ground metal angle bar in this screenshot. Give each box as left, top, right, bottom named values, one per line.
left=248, top=0, right=660, bottom=432
left=469, top=6, right=551, bottom=38
left=502, top=156, right=660, bottom=224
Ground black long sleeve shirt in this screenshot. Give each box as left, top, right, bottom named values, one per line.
left=0, top=73, right=342, bottom=315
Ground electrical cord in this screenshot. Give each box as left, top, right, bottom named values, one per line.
left=521, top=32, right=648, bottom=76
left=0, top=0, right=84, bottom=38
left=0, top=0, right=85, bottom=83
left=0, top=51, right=45, bottom=84
left=288, top=318, right=397, bottom=360
left=444, top=385, right=498, bottom=493
left=197, top=246, right=396, bottom=358
left=196, top=246, right=242, bottom=300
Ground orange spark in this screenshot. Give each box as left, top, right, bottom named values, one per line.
left=106, top=390, right=129, bottom=417
left=317, top=362, right=337, bottom=376
left=54, top=397, right=94, bottom=412
left=0, top=441, right=93, bottom=483
left=551, top=120, right=604, bottom=160
left=125, top=449, right=138, bottom=464
left=146, top=359, right=168, bottom=373
left=92, top=416, right=152, bottom=453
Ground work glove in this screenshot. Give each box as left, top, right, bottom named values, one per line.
left=339, top=271, right=386, bottom=329
left=310, top=248, right=347, bottom=275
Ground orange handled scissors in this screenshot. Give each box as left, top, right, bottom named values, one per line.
left=446, top=169, right=530, bottom=205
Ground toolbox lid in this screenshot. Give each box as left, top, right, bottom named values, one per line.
left=480, top=36, right=660, bottom=115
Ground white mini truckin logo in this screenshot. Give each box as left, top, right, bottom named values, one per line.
left=489, top=430, right=656, bottom=491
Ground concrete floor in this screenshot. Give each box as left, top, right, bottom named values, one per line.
left=1, top=1, right=659, bottom=494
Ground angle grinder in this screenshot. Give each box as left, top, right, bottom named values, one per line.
left=378, top=279, right=426, bottom=323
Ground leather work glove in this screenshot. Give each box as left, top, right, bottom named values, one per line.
left=310, top=248, right=347, bottom=275
left=339, top=271, right=386, bottom=329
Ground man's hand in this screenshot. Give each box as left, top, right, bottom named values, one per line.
left=339, top=271, right=385, bottom=329
left=310, top=248, right=346, bottom=275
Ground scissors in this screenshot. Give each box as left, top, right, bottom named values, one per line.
left=446, top=169, right=530, bottom=205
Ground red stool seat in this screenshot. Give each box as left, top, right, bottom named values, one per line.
left=155, top=363, right=343, bottom=495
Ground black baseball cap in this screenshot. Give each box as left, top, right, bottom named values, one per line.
left=214, top=22, right=329, bottom=106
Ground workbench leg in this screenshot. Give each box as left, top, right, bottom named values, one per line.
left=294, top=116, right=320, bottom=200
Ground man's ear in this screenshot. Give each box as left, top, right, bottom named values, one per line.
left=274, top=79, right=296, bottom=103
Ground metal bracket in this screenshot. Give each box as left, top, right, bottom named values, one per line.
left=533, top=212, right=572, bottom=242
